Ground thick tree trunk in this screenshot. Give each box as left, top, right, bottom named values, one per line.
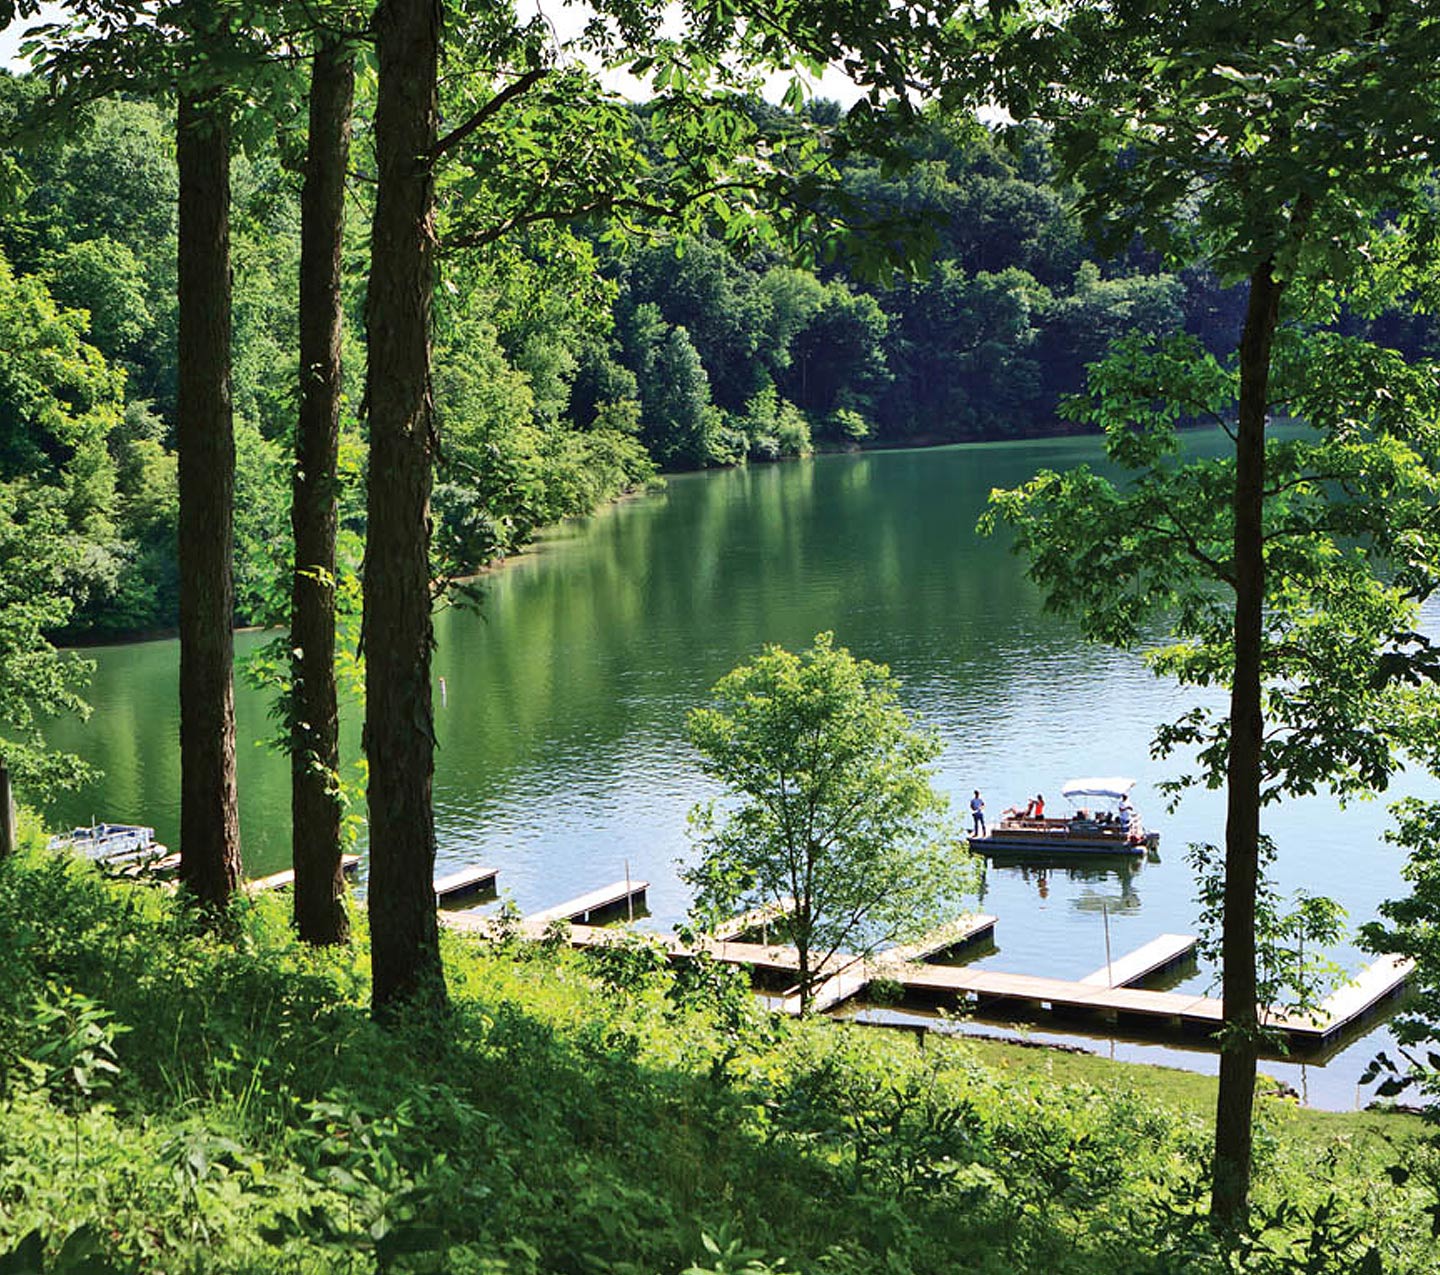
left=1211, top=259, right=1282, bottom=1228
left=0, top=762, right=14, bottom=862
left=292, top=39, right=355, bottom=946
left=364, top=0, right=447, bottom=1018
left=176, top=89, right=242, bottom=910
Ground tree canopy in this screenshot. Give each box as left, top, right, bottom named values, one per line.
left=683, top=633, right=974, bottom=1013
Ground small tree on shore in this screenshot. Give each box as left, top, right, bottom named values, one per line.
left=683, top=633, right=974, bottom=1014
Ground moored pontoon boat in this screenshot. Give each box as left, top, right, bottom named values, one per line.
left=972, top=777, right=1157, bottom=856
left=47, top=823, right=163, bottom=864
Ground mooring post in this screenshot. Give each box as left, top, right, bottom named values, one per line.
left=625, top=859, right=633, bottom=923
left=1102, top=901, right=1113, bottom=988
left=0, top=761, right=14, bottom=861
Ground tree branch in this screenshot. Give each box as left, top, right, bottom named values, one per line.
left=429, top=65, right=548, bottom=162
left=1132, top=518, right=1235, bottom=585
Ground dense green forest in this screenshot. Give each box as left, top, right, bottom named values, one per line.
left=0, top=76, right=1277, bottom=640
left=3, top=73, right=1431, bottom=643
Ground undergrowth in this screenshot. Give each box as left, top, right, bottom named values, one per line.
left=0, top=846, right=1430, bottom=1273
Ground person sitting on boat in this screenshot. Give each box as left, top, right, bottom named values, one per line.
left=1031, top=793, right=1045, bottom=818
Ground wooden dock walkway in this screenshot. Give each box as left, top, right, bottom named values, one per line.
left=777, top=913, right=999, bottom=1016
left=434, top=864, right=499, bottom=905
left=437, top=879, right=1409, bottom=1049
left=880, top=914, right=999, bottom=968
left=523, top=879, right=650, bottom=927
left=1263, top=954, right=1415, bottom=1039
left=895, top=953, right=1411, bottom=1045
left=709, top=898, right=795, bottom=942
left=1080, top=933, right=1197, bottom=988
left=244, top=854, right=361, bottom=894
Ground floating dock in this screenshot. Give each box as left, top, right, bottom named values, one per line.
left=1266, top=953, right=1415, bottom=1041
left=245, top=854, right=362, bottom=894
left=781, top=913, right=999, bottom=1015
left=708, top=897, right=795, bottom=942
left=434, top=864, right=499, bottom=905
left=520, top=879, right=650, bottom=928
left=247, top=858, right=497, bottom=905
left=895, top=951, right=1412, bottom=1046
left=1080, top=933, right=1196, bottom=988
left=439, top=880, right=1411, bottom=1050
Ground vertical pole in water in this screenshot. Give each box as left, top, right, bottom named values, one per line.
left=625, top=859, right=633, bottom=923
left=1103, top=901, right=1113, bottom=987
left=0, top=762, right=13, bottom=861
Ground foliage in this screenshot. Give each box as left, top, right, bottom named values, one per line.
left=0, top=481, right=94, bottom=796
left=683, top=633, right=975, bottom=1011
left=1360, top=799, right=1440, bottom=1114
left=0, top=244, right=123, bottom=519
left=984, top=331, right=1440, bottom=806
left=1188, top=838, right=1346, bottom=1021
left=0, top=848, right=1433, bottom=1272
left=0, top=81, right=1328, bottom=638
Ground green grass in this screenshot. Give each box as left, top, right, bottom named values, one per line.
left=960, top=1034, right=1426, bottom=1163
left=0, top=845, right=1434, bottom=1274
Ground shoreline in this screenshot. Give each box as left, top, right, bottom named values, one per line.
left=57, top=429, right=1087, bottom=651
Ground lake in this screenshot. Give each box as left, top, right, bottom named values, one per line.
left=46, top=437, right=1435, bottom=1108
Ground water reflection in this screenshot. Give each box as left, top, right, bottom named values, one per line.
left=984, top=853, right=1145, bottom=910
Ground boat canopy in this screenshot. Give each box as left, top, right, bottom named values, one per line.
left=1060, top=777, right=1136, bottom=802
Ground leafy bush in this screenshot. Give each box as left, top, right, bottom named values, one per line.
left=0, top=847, right=1432, bottom=1273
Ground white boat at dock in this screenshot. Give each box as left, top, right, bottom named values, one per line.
left=47, top=823, right=165, bottom=865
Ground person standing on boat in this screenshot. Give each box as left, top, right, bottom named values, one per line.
left=970, top=790, right=986, bottom=837
left=1118, top=798, right=1133, bottom=836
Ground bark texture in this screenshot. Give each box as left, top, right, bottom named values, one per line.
left=292, top=39, right=355, bottom=945
left=0, top=764, right=14, bottom=862
left=364, top=0, right=447, bottom=1018
left=1211, top=259, right=1283, bottom=1227
left=176, top=89, right=242, bottom=909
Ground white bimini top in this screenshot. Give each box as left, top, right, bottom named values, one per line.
left=1060, top=777, right=1137, bottom=802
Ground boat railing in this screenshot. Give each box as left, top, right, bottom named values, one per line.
left=47, top=824, right=157, bottom=861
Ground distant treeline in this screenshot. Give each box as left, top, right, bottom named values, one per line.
left=0, top=78, right=1428, bottom=639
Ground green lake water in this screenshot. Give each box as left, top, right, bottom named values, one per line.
left=45, top=438, right=1435, bottom=1108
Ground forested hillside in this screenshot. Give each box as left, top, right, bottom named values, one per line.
left=0, top=76, right=1284, bottom=640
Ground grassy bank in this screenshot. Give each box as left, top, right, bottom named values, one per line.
left=0, top=846, right=1431, bottom=1274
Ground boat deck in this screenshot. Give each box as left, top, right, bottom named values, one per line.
left=977, top=817, right=1146, bottom=855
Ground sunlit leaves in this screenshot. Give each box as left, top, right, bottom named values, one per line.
left=0, top=481, right=95, bottom=794
left=682, top=632, right=975, bottom=1011
left=986, top=329, right=1440, bottom=808
left=981, top=3, right=1440, bottom=288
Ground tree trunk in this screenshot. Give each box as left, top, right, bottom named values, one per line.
left=1211, top=259, right=1282, bottom=1228
left=292, top=38, right=355, bottom=946
left=364, top=0, right=447, bottom=1019
left=0, top=762, right=14, bottom=862
left=176, top=88, right=242, bottom=910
